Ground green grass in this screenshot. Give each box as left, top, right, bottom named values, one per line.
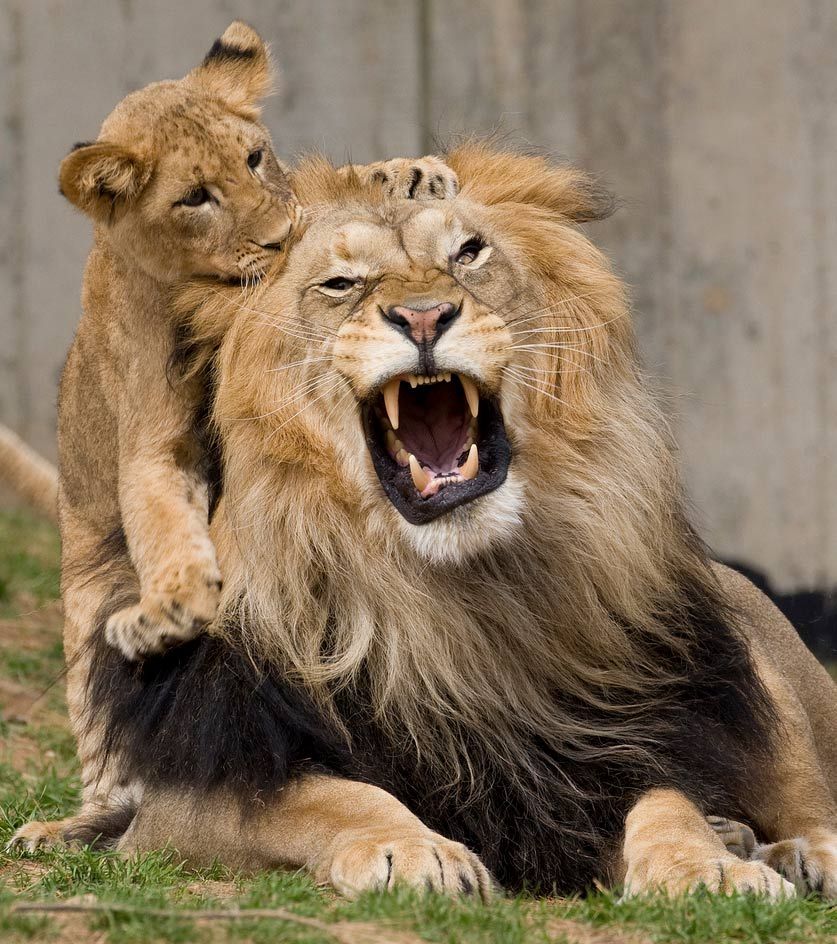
left=0, top=509, right=60, bottom=617
left=0, top=508, right=835, bottom=943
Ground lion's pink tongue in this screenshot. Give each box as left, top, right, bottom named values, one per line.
left=398, top=382, right=470, bottom=474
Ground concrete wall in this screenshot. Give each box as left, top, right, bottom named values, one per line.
left=1, top=0, right=834, bottom=593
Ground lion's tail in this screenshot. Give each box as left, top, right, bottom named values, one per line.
left=0, top=423, right=58, bottom=524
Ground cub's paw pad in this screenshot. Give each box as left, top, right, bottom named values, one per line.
left=707, top=815, right=757, bottom=860
left=367, top=157, right=458, bottom=200
left=326, top=830, right=491, bottom=901
left=754, top=834, right=837, bottom=898
left=105, top=583, right=219, bottom=661
left=8, top=820, right=68, bottom=853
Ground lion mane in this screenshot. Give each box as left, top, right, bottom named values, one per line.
left=82, top=144, right=775, bottom=893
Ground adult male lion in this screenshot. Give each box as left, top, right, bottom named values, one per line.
left=16, top=146, right=837, bottom=899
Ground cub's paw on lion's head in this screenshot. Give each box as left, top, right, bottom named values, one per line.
left=357, top=156, right=458, bottom=201
left=105, top=567, right=222, bottom=660
left=319, top=827, right=492, bottom=901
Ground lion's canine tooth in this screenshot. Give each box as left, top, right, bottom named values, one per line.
left=409, top=454, right=430, bottom=492
left=383, top=378, right=400, bottom=430
left=460, top=443, right=479, bottom=480
left=460, top=376, right=479, bottom=418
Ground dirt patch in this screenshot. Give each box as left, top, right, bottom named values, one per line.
left=545, top=917, right=653, bottom=944
left=0, top=857, right=51, bottom=887
left=0, top=601, right=63, bottom=651
left=185, top=879, right=240, bottom=901
left=11, top=898, right=429, bottom=944
left=0, top=678, right=66, bottom=728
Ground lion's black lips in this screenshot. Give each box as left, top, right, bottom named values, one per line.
left=363, top=379, right=511, bottom=524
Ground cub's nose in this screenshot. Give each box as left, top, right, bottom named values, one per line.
left=258, top=204, right=300, bottom=252
left=384, top=301, right=461, bottom=346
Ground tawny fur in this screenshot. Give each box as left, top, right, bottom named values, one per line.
left=200, top=150, right=836, bottom=894
left=0, top=424, right=58, bottom=522
left=12, top=145, right=837, bottom=899
left=58, top=21, right=298, bottom=665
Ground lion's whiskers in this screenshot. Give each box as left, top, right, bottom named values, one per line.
left=264, top=374, right=352, bottom=444
left=511, top=343, right=606, bottom=365
left=510, top=313, right=626, bottom=337
left=266, top=356, right=334, bottom=373
left=503, top=291, right=610, bottom=327
left=247, top=371, right=340, bottom=422
left=508, top=361, right=591, bottom=377
left=502, top=366, right=571, bottom=407
left=253, top=320, right=334, bottom=345
left=215, top=289, right=338, bottom=340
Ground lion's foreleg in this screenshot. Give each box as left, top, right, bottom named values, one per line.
left=119, top=773, right=492, bottom=899
left=10, top=518, right=141, bottom=851
left=621, top=788, right=794, bottom=898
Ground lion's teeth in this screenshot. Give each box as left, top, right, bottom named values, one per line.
left=460, top=444, right=479, bottom=480
left=385, top=430, right=403, bottom=455
left=395, top=448, right=409, bottom=467
left=460, top=376, right=479, bottom=418
left=409, top=375, right=418, bottom=389
left=383, top=378, right=400, bottom=429
left=409, top=454, right=430, bottom=492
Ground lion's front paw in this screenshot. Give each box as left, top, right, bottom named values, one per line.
left=625, top=854, right=796, bottom=899
left=8, top=819, right=69, bottom=852
left=321, top=828, right=492, bottom=900
left=754, top=831, right=837, bottom=898
left=363, top=156, right=458, bottom=201
left=105, top=565, right=221, bottom=660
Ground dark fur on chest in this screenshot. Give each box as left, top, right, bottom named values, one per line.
left=83, top=573, right=774, bottom=894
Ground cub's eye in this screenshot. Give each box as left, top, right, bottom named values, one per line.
left=177, top=186, right=211, bottom=208
left=247, top=148, right=264, bottom=170
left=318, top=276, right=359, bottom=296
left=454, top=237, right=486, bottom=266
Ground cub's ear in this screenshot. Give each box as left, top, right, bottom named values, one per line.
left=59, top=141, right=151, bottom=223
left=190, top=21, right=274, bottom=116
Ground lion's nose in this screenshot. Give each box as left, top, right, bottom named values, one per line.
left=384, top=302, right=461, bottom=346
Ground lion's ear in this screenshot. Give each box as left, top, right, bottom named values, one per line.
left=59, top=141, right=152, bottom=223
left=447, top=143, right=616, bottom=224
left=191, top=21, right=274, bottom=116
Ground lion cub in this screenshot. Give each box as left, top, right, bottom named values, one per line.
left=58, top=22, right=298, bottom=660
left=59, top=21, right=459, bottom=662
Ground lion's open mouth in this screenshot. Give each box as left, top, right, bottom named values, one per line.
left=363, top=373, right=511, bottom=524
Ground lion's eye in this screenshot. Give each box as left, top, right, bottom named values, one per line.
left=320, top=276, right=358, bottom=294
left=454, top=237, right=486, bottom=266
left=247, top=148, right=264, bottom=170
left=177, top=186, right=212, bottom=208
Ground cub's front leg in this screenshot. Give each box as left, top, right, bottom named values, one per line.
left=622, top=788, right=795, bottom=898
left=107, top=397, right=220, bottom=661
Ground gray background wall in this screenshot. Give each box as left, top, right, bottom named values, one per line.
left=1, top=0, right=835, bottom=593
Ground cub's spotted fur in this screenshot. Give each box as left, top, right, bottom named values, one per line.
left=58, top=21, right=298, bottom=663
